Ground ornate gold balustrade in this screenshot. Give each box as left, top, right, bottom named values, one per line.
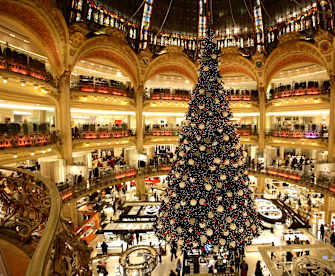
left=0, top=166, right=92, bottom=276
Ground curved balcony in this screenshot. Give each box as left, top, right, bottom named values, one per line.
left=265, top=130, right=328, bottom=150
left=73, top=129, right=136, bottom=151
left=64, top=162, right=335, bottom=202
left=267, top=83, right=330, bottom=110
left=0, top=45, right=53, bottom=83
left=71, top=76, right=134, bottom=97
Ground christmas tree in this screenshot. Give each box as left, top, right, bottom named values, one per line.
left=155, top=29, right=261, bottom=252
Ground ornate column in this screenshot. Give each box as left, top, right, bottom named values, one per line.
left=136, top=175, right=146, bottom=200
left=258, top=86, right=266, bottom=152
left=328, top=75, right=335, bottom=162
left=256, top=175, right=265, bottom=194
left=136, top=84, right=144, bottom=153
left=57, top=70, right=73, bottom=164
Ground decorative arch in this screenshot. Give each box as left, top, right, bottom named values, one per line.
left=144, top=50, right=198, bottom=84
left=264, top=39, right=328, bottom=88
left=0, top=0, right=68, bottom=76
left=71, top=34, right=141, bottom=87
left=219, top=48, right=258, bottom=82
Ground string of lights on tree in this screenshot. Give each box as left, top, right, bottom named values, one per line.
left=155, top=29, right=261, bottom=252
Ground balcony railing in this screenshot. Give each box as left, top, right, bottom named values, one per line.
left=268, top=83, right=330, bottom=102
left=71, top=76, right=134, bottom=98
left=0, top=166, right=91, bottom=276
left=0, top=131, right=60, bottom=149
left=0, top=45, right=53, bottom=82
left=73, top=129, right=135, bottom=140
left=145, top=129, right=181, bottom=136
left=267, top=130, right=328, bottom=140
left=145, top=89, right=191, bottom=102
left=236, top=129, right=258, bottom=136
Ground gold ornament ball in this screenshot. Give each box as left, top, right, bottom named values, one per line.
left=239, top=228, right=244, bottom=233
left=233, top=176, right=239, bottom=181
left=203, top=66, right=209, bottom=71
left=199, top=105, right=204, bottom=110
left=217, top=205, right=224, bottom=212
left=205, top=184, right=212, bottom=191
left=199, top=89, right=205, bottom=94
left=227, top=192, right=233, bottom=197
left=219, top=239, right=226, bottom=245
left=189, top=218, right=196, bottom=225
left=190, top=199, right=197, bottom=206
left=175, top=203, right=181, bottom=209
left=238, top=160, right=243, bottom=166
left=214, top=157, right=221, bottom=164
left=199, top=222, right=206, bottom=228
left=230, top=223, right=237, bottom=230
left=220, top=174, right=227, bottom=181
left=230, top=241, right=236, bottom=248
left=210, top=165, right=216, bottom=171
left=188, top=159, right=195, bottom=165
left=224, top=230, right=229, bottom=236
left=200, top=145, right=206, bottom=151
left=238, top=190, right=243, bottom=196
left=224, top=160, right=230, bottom=165
left=181, top=200, right=186, bottom=206
left=232, top=204, right=237, bottom=210
left=179, top=151, right=185, bottom=157
left=199, top=123, right=205, bottom=129
left=170, top=219, right=176, bottom=225
left=200, top=235, right=207, bottom=244
left=224, top=135, right=229, bottom=141
left=208, top=212, right=214, bottom=218
left=179, top=182, right=186, bottom=188
left=177, top=227, right=182, bottom=234
left=216, top=182, right=223, bottom=189
left=206, top=229, right=213, bottom=236
left=211, top=54, right=217, bottom=59
left=226, top=217, right=232, bottom=223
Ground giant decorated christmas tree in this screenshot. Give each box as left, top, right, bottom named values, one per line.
left=155, top=29, right=261, bottom=252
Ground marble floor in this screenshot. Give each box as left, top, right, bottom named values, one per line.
left=90, top=220, right=325, bottom=275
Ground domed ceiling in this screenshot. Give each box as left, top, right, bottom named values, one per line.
left=99, top=0, right=313, bottom=34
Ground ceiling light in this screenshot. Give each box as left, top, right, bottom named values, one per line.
left=2, top=77, right=8, bottom=84
left=0, top=103, right=54, bottom=111
left=266, top=110, right=329, bottom=116
left=116, top=71, right=122, bottom=77
left=34, top=84, right=38, bottom=89
left=31, top=153, right=35, bottom=156
left=71, top=108, right=135, bottom=115
left=13, top=155, right=17, bottom=158
left=20, top=81, right=25, bottom=87
left=9, top=34, right=15, bottom=38
left=13, top=111, right=32, bottom=115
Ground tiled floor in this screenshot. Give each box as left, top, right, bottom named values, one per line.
left=90, top=221, right=323, bottom=275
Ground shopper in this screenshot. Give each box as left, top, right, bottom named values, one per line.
left=331, top=232, right=335, bottom=246
left=158, top=244, right=164, bottom=263
left=101, top=241, right=108, bottom=255
left=176, top=259, right=182, bottom=276
left=240, top=260, right=248, bottom=276
left=169, top=270, right=177, bottom=276
left=170, top=243, right=177, bottom=262
left=255, top=261, right=263, bottom=276
left=320, top=224, right=325, bottom=240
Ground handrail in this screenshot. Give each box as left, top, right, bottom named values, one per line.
left=65, top=164, right=335, bottom=201
left=0, top=166, right=61, bottom=276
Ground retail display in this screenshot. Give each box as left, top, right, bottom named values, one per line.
left=156, top=29, right=261, bottom=251
left=255, top=199, right=283, bottom=220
